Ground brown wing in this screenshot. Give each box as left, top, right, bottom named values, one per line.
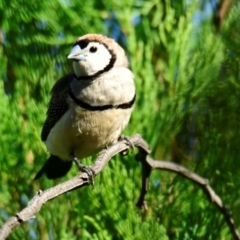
left=41, top=72, right=74, bottom=141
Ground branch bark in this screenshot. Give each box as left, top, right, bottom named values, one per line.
left=213, top=0, right=232, bottom=31
left=143, top=157, right=240, bottom=240
left=0, top=134, right=239, bottom=240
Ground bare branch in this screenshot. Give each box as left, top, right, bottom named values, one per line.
left=213, top=0, right=232, bottom=31
left=0, top=134, right=239, bottom=240
left=0, top=134, right=149, bottom=239
left=141, top=157, right=240, bottom=240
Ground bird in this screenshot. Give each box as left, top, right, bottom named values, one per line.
left=34, top=33, right=136, bottom=180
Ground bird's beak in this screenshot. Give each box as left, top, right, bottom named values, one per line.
left=67, top=45, right=86, bottom=61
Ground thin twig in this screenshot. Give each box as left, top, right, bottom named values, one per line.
left=144, top=157, right=240, bottom=240
left=213, top=0, right=232, bottom=31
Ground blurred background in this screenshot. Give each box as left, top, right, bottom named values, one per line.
left=0, top=0, right=240, bottom=239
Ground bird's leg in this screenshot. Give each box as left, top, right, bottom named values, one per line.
left=71, top=155, right=95, bottom=185
left=119, top=135, right=135, bottom=156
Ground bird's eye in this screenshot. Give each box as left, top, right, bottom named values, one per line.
left=89, top=46, right=97, bottom=53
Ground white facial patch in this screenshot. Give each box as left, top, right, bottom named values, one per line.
left=74, top=42, right=112, bottom=77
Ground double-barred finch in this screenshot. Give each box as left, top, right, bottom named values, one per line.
left=34, top=34, right=136, bottom=180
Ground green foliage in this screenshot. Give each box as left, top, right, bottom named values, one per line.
left=1, top=0, right=240, bottom=239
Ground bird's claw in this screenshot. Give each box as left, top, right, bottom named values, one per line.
left=80, top=165, right=95, bottom=186
left=71, top=156, right=95, bottom=186
left=119, top=135, right=135, bottom=156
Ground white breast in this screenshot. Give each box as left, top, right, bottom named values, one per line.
left=71, top=67, right=135, bottom=106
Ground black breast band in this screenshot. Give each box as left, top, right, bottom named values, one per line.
left=69, top=88, right=135, bottom=111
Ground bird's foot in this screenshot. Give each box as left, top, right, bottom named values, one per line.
left=71, top=156, right=95, bottom=185
left=119, top=135, right=135, bottom=156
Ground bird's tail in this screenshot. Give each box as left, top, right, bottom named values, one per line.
left=34, top=155, right=72, bottom=180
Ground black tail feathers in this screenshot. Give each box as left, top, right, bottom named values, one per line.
left=34, top=155, right=72, bottom=180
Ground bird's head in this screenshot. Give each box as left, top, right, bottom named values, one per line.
left=68, top=34, right=128, bottom=79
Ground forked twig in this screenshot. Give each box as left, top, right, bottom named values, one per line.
left=0, top=134, right=239, bottom=240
